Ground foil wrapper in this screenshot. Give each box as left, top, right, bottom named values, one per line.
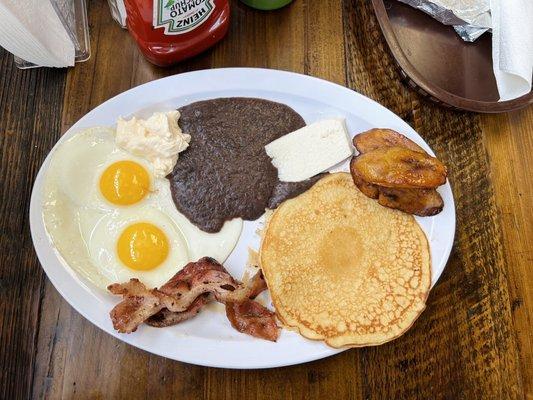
left=398, top=0, right=492, bottom=42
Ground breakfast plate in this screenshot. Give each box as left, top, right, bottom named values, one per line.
left=30, top=68, right=455, bottom=368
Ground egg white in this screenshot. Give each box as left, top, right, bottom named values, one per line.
left=43, top=127, right=243, bottom=290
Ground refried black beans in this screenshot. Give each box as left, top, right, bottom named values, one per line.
left=167, top=97, right=323, bottom=233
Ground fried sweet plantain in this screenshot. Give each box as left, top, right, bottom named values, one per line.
left=353, top=128, right=425, bottom=154
left=349, top=129, right=447, bottom=216
left=352, top=147, right=447, bottom=189
left=350, top=157, right=379, bottom=198
left=378, top=187, right=444, bottom=216
left=351, top=155, right=444, bottom=216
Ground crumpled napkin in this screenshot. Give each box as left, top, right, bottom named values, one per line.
left=491, top=0, right=533, bottom=101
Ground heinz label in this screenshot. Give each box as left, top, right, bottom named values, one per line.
left=153, top=0, right=216, bottom=35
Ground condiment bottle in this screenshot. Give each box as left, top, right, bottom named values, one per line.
left=123, top=0, right=230, bottom=66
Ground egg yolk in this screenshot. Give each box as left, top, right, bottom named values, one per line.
left=99, top=161, right=150, bottom=205
left=117, top=222, right=169, bottom=271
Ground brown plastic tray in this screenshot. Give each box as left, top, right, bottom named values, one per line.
left=372, top=0, right=533, bottom=113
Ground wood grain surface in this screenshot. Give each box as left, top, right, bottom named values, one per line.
left=0, top=0, right=531, bottom=399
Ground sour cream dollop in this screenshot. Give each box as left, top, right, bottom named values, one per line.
left=116, top=111, right=191, bottom=177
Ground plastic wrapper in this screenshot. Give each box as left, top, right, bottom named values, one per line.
left=398, top=0, right=491, bottom=42
left=107, top=0, right=127, bottom=28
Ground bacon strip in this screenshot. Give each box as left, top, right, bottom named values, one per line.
left=226, top=300, right=280, bottom=342
left=108, top=257, right=279, bottom=341
left=146, top=294, right=212, bottom=328
left=155, top=259, right=266, bottom=311
left=108, top=279, right=164, bottom=334
left=145, top=267, right=268, bottom=328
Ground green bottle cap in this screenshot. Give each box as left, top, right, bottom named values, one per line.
left=240, top=0, right=293, bottom=11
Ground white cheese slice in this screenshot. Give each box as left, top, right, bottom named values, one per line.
left=265, top=118, right=353, bottom=182
left=0, top=0, right=75, bottom=67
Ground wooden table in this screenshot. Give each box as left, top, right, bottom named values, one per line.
left=1, top=1, right=531, bottom=398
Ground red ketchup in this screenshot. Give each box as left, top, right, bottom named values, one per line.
left=123, top=0, right=230, bottom=66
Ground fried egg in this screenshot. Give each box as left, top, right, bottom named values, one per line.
left=43, top=127, right=242, bottom=289
left=81, top=207, right=188, bottom=287
left=46, top=129, right=155, bottom=211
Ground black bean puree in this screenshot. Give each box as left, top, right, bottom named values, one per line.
left=167, top=97, right=323, bottom=233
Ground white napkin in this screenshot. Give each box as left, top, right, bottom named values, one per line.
left=491, top=0, right=533, bottom=101
left=0, top=0, right=75, bottom=67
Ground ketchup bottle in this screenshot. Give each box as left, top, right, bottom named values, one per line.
left=123, top=0, right=230, bottom=66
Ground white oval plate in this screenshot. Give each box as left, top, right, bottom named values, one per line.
left=30, top=68, right=455, bottom=369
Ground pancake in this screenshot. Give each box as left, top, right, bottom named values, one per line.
left=260, top=173, right=431, bottom=347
